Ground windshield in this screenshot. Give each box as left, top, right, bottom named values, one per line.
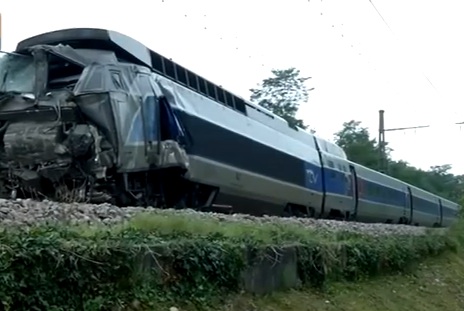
left=0, top=51, right=35, bottom=94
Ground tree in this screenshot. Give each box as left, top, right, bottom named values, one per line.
left=249, top=68, right=312, bottom=130
left=333, top=120, right=386, bottom=171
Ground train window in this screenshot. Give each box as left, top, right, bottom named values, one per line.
left=164, top=59, right=176, bottom=79
left=217, top=88, right=226, bottom=104
left=151, top=53, right=164, bottom=73
left=225, top=92, right=234, bottom=108
left=234, top=98, right=247, bottom=114
left=198, top=77, right=207, bottom=94
left=206, top=81, right=217, bottom=99
left=187, top=71, right=198, bottom=89
left=176, top=65, right=188, bottom=85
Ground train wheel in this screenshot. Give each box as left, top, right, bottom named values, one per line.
left=398, top=217, right=408, bottom=225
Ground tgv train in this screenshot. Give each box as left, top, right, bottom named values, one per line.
left=0, top=28, right=459, bottom=227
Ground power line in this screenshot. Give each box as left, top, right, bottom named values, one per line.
left=378, top=109, right=464, bottom=172
left=367, top=0, right=441, bottom=94
left=368, top=0, right=394, bottom=33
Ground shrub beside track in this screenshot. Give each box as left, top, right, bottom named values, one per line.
left=0, top=212, right=458, bottom=311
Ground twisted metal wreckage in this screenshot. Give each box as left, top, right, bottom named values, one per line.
left=0, top=36, right=191, bottom=207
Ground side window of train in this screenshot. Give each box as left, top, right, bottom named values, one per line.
left=110, top=70, right=124, bottom=90
left=327, top=160, right=337, bottom=178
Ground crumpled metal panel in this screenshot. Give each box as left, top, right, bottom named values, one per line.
left=153, top=140, right=189, bottom=170
left=74, top=64, right=136, bottom=169
left=3, top=121, right=64, bottom=166
left=30, top=44, right=91, bottom=68
left=16, top=28, right=152, bottom=68
left=154, top=74, right=193, bottom=113
left=112, top=68, right=190, bottom=172
left=110, top=66, right=153, bottom=171
left=74, top=93, right=117, bottom=154
left=32, top=57, right=187, bottom=173
left=0, top=52, right=35, bottom=94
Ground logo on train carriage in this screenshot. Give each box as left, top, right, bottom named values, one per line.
left=305, top=168, right=318, bottom=185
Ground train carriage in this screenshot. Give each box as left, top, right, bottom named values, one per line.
left=155, top=75, right=325, bottom=217
left=352, top=163, right=409, bottom=224
left=440, top=198, right=460, bottom=227
left=0, top=27, right=460, bottom=227
left=409, top=185, right=442, bottom=227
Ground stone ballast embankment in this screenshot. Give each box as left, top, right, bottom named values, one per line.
left=0, top=198, right=438, bottom=237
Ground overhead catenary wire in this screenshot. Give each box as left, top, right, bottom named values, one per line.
left=367, top=0, right=441, bottom=95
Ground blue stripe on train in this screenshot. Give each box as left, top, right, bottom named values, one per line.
left=306, top=162, right=444, bottom=218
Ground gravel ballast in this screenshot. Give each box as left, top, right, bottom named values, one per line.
left=0, top=198, right=443, bottom=237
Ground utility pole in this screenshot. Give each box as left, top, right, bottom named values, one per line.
left=0, top=13, right=2, bottom=50
left=377, top=110, right=430, bottom=174
left=378, top=110, right=386, bottom=173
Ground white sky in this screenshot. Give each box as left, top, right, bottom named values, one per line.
left=1, top=0, right=464, bottom=173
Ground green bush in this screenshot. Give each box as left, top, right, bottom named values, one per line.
left=0, top=214, right=457, bottom=310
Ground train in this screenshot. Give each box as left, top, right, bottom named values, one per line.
left=0, top=28, right=460, bottom=227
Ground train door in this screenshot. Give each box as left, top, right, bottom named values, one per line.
left=140, top=74, right=159, bottom=159
left=438, top=199, right=444, bottom=227
left=406, top=186, right=413, bottom=224
left=348, top=164, right=359, bottom=220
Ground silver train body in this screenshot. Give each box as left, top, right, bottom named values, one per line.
left=0, top=28, right=460, bottom=227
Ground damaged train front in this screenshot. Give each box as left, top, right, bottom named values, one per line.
left=0, top=46, right=116, bottom=203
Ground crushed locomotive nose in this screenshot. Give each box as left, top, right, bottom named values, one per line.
left=0, top=29, right=191, bottom=207
left=0, top=28, right=460, bottom=228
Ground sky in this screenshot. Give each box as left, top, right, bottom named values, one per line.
left=1, top=0, right=464, bottom=173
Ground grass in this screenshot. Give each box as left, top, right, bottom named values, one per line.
left=72, top=210, right=442, bottom=245
left=142, top=215, right=464, bottom=311
left=146, top=251, right=464, bottom=311
left=0, top=210, right=459, bottom=310
left=229, top=252, right=464, bottom=311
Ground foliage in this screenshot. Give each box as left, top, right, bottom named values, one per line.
left=250, top=68, right=313, bottom=131
left=334, top=120, right=387, bottom=171
left=334, top=120, right=464, bottom=202
left=0, top=212, right=456, bottom=310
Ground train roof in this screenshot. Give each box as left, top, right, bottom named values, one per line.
left=15, top=28, right=254, bottom=114
left=15, top=28, right=347, bottom=158
left=16, top=28, right=153, bottom=68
